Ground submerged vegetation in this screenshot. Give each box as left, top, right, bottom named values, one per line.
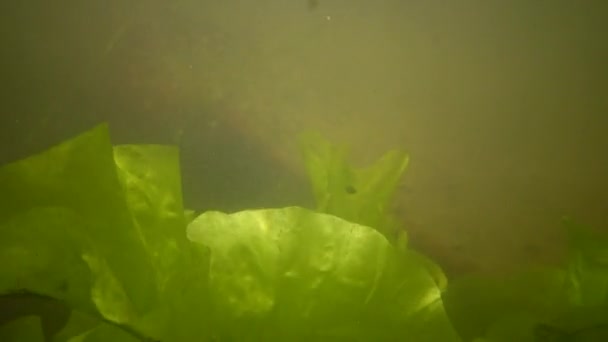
left=0, top=124, right=607, bottom=341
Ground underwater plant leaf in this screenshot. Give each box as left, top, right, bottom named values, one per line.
left=298, top=132, right=409, bottom=241
left=298, top=131, right=353, bottom=211
left=187, top=206, right=460, bottom=341
left=0, top=207, right=99, bottom=314
left=353, top=149, right=410, bottom=233
left=404, top=250, right=448, bottom=292
left=81, top=254, right=135, bottom=324
left=0, top=123, right=506, bottom=340
left=120, top=242, right=214, bottom=342
left=0, top=315, right=45, bottom=342
left=0, top=208, right=135, bottom=327
left=0, top=208, right=140, bottom=332
left=0, top=124, right=158, bottom=314
left=360, top=246, right=460, bottom=341
left=562, top=217, right=608, bottom=306
left=0, top=124, right=204, bottom=341
left=112, top=144, right=191, bottom=296
left=111, top=144, right=211, bottom=341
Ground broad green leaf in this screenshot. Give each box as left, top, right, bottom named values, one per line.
left=404, top=250, right=448, bottom=292
left=112, top=144, right=207, bottom=340
left=0, top=125, right=197, bottom=341
left=113, top=144, right=191, bottom=296
left=358, top=246, right=458, bottom=341
left=0, top=207, right=101, bottom=316
left=129, top=243, right=213, bottom=342
left=0, top=124, right=157, bottom=314
left=82, top=254, right=135, bottom=324
left=0, top=207, right=140, bottom=338
left=187, top=206, right=460, bottom=341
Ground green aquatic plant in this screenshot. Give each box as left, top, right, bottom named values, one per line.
left=0, top=124, right=460, bottom=341
left=298, top=131, right=409, bottom=243
left=187, top=207, right=459, bottom=341
left=0, top=124, right=202, bottom=341
left=298, top=132, right=448, bottom=291
left=2, top=123, right=606, bottom=342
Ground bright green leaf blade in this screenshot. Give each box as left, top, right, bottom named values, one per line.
left=361, top=248, right=459, bottom=341
left=149, top=243, right=215, bottom=342
left=111, top=143, right=206, bottom=340
left=111, top=144, right=214, bottom=341
left=0, top=124, right=205, bottom=341
left=0, top=124, right=157, bottom=314
left=82, top=254, right=135, bottom=324
left=187, top=206, right=459, bottom=341
left=112, top=144, right=190, bottom=295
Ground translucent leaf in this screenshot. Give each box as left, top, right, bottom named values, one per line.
left=299, top=132, right=409, bottom=241
left=82, top=254, right=135, bottom=324
left=113, top=144, right=191, bottom=295
left=0, top=125, right=193, bottom=341
left=0, top=124, right=157, bottom=314
left=187, top=206, right=460, bottom=341
left=0, top=207, right=97, bottom=313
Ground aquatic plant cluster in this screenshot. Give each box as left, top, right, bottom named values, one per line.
left=0, top=124, right=607, bottom=341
